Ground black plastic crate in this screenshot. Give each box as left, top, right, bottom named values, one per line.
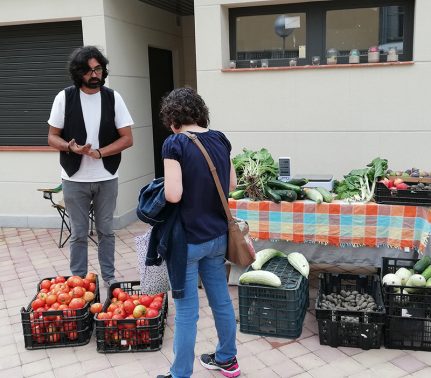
left=95, top=281, right=168, bottom=353
left=21, top=275, right=100, bottom=350
left=315, top=273, right=385, bottom=350
left=374, top=182, right=431, bottom=207
left=238, top=257, right=309, bottom=339
left=381, top=257, right=431, bottom=316
left=385, top=314, right=431, bottom=351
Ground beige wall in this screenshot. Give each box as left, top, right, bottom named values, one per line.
left=194, top=0, right=428, bottom=179
left=0, top=0, right=195, bottom=228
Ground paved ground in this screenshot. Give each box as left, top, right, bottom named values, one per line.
left=1, top=221, right=431, bottom=378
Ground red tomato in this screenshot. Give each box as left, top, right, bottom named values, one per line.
left=45, top=294, right=57, bottom=306
left=57, top=292, right=71, bottom=305
left=67, top=331, right=78, bottom=340
left=85, top=272, right=97, bottom=283
left=40, top=279, right=51, bottom=290
left=123, top=299, right=135, bottom=315
left=90, top=303, right=103, bottom=314
left=69, top=297, right=86, bottom=310
left=138, top=295, right=153, bottom=307
left=149, top=301, right=162, bottom=311
left=71, top=286, right=86, bottom=298
left=88, top=282, right=96, bottom=293
left=31, top=298, right=45, bottom=310
left=145, top=308, right=159, bottom=318
left=67, top=276, right=84, bottom=288
left=55, top=275, right=66, bottom=283
left=117, top=291, right=129, bottom=302
left=81, top=278, right=90, bottom=290
left=83, top=291, right=95, bottom=303
left=112, top=288, right=123, bottom=298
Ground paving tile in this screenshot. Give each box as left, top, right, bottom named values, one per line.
left=86, top=368, right=117, bottom=378
left=391, top=354, right=427, bottom=374
left=411, top=367, right=431, bottom=377
left=271, top=358, right=305, bottom=377
left=308, top=363, right=347, bottom=377
left=241, top=338, right=273, bottom=355
left=353, top=348, right=406, bottom=368
left=235, top=354, right=266, bottom=374
left=279, top=342, right=310, bottom=358
left=21, top=357, right=53, bottom=377
left=0, top=353, right=21, bottom=370
left=293, top=352, right=326, bottom=371
left=256, top=347, right=287, bottom=366
left=313, top=345, right=348, bottom=363
left=53, top=362, right=85, bottom=378
left=0, top=366, right=24, bottom=378
left=113, top=360, right=146, bottom=377
left=327, top=356, right=366, bottom=376
left=298, top=335, right=324, bottom=352
left=81, top=356, right=111, bottom=374
left=369, top=362, right=409, bottom=378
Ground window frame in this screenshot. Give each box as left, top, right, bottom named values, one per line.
left=229, top=0, right=415, bottom=68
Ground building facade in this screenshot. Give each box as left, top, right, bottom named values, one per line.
left=0, top=0, right=427, bottom=229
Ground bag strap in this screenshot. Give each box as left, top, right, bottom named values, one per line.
left=181, top=131, right=234, bottom=222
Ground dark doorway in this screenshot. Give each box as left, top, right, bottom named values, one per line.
left=148, top=47, right=174, bottom=178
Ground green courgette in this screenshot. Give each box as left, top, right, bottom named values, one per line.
left=266, top=187, right=281, bottom=203
left=267, top=180, right=302, bottom=194
left=230, top=189, right=245, bottom=200
left=421, top=265, right=431, bottom=281
left=413, top=255, right=431, bottom=274
left=315, top=187, right=333, bottom=203
left=285, top=178, right=308, bottom=186
left=303, top=188, right=323, bottom=204
left=274, top=189, right=297, bottom=202
left=239, top=270, right=281, bottom=287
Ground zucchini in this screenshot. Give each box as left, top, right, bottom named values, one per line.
left=235, top=184, right=247, bottom=190
left=422, top=265, right=431, bottom=281
left=413, top=255, right=431, bottom=273
left=315, top=187, right=333, bottom=203
left=274, top=189, right=297, bottom=202
left=230, top=189, right=245, bottom=200
left=252, top=248, right=286, bottom=270
left=267, top=179, right=302, bottom=194
left=239, top=270, right=281, bottom=287
left=285, top=178, right=309, bottom=187
left=287, top=252, right=309, bottom=278
left=266, top=187, right=281, bottom=203
left=303, top=188, right=323, bottom=204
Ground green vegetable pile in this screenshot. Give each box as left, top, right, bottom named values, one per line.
left=334, top=157, right=388, bottom=202
left=232, top=148, right=278, bottom=201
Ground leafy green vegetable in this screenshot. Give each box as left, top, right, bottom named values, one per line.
left=232, top=148, right=278, bottom=200
left=334, top=157, right=388, bottom=202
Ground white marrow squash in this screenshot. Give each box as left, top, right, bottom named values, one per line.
left=287, top=252, right=309, bottom=278
left=251, top=248, right=286, bottom=270
left=239, top=270, right=281, bottom=287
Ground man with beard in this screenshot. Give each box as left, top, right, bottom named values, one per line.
left=48, top=46, right=133, bottom=287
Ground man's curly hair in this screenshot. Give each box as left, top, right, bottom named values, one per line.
left=160, top=87, right=209, bottom=130
left=68, top=46, right=109, bottom=87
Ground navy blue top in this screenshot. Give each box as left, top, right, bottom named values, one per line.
left=162, top=130, right=231, bottom=244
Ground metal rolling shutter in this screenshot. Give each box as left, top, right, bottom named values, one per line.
left=0, top=21, right=83, bottom=146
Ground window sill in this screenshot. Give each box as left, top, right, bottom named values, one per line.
left=0, top=146, right=56, bottom=152
left=221, top=61, right=414, bottom=72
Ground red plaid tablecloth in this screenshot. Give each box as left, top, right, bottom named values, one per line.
left=229, top=199, right=431, bottom=252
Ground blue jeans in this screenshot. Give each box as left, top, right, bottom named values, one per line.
left=171, top=234, right=237, bottom=378
left=62, top=178, right=118, bottom=282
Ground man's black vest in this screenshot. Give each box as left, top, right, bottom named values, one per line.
left=60, top=85, right=121, bottom=177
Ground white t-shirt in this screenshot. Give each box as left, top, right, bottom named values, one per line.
left=48, top=89, right=134, bottom=182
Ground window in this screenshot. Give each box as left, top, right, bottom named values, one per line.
left=0, top=21, right=83, bottom=146
left=229, top=0, right=414, bottom=68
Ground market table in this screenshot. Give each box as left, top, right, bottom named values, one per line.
left=229, top=199, right=431, bottom=267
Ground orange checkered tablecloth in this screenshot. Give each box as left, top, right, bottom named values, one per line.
left=229, top=199, right=431, bottom=252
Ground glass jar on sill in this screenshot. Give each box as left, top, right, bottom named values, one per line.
left=368, top=46, right=380, bottom=63
left=326, top=48, right=338, bottom=65
left=349, top=49, right=360, bottom=64
left=387, top=47, right=399, bottom=62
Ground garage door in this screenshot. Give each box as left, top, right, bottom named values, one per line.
left=0, top=21, right=83, bottom=146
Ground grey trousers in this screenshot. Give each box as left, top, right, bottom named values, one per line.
left=62, top=178, right=118, bottom=282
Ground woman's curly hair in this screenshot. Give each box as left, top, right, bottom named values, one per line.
left=68, top=46, right=109, bottom=87
left=160, top=87, right=209, bottom=130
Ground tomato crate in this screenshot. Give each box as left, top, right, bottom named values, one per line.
left=21, top=275, right=100, bottom=350
left=380, top=257, right=431, bottom=316
left=374, top=182, right=431, bottom=207
left=95, top=281, right=168, bottom=353
left=315, top=273, right=385, bottom=350
left=385, top=313, right=431, bottom=351
left=238, top=257, right=309, bottom=339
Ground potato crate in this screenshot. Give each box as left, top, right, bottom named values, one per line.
left=315, top=273, right=385, bottom=350
left=95, top=281, right=168, bottom=353
left=374, top=181, right=431, bottom=207
left=238, top=257, right=309, bottom=339
left=380, top=257, right=431, bottom=316
left=21, top=275, right=100, bottom=350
